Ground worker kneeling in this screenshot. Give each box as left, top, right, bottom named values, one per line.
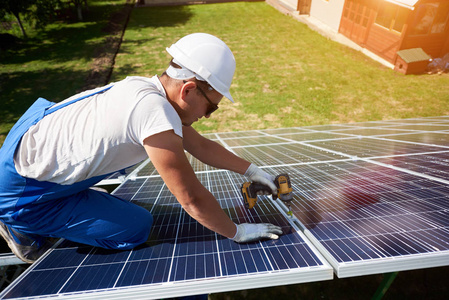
left=0, top=33, right=282, bottom=264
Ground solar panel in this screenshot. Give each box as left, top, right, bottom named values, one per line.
left=261, top=117, right=449, bottom=277
left=0, top=172, right=332, bottom=299
left=286, top=160, right=449, bottom=277
left=1, top=116, right=449, bottom=298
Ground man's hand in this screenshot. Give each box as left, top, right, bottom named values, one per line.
left=244, top=164, right=277, bottom=195
left=232, top=223, right=283, bottom=243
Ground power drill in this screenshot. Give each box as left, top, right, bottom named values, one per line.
left=241, top=173, right=294, bottom=216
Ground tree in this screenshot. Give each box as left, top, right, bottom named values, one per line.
left=0, top=0, right=63, bottom=37
left=32, top=0, right=63, bottom=29
left=0, top=0, right=36, bottom=38
left=68, top=0, right=88, bottom=21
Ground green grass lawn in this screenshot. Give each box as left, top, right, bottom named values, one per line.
left=0, top=0, right=126, bottom=146
left=111, top=2, right=449, bottom=135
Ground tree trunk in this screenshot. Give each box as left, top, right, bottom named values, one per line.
left=76, top=5, right=83, bottom=21
left=13, top=12, right=27, bottom=38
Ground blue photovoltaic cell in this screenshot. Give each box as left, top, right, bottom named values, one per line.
left=2, top=116, right=449, bottom=298
left=378, top=132, right=449, bottom=146
left=330, top=128, right=413, bottom=137
left=218, top=131, right=266, bottom=139
left=307, top=137, right=447, bottom=158
left=268, top=132, right=350, bottom=142
left=385, top=124, right=449, bottom=131
left=374, top=152, right=449, bottom=180
left=301, top=124, right=356, bottom=131
left=260, top=128, right=309, bottom=135
left=231, top=143, right=348, bottom=165
left=221, top=136, right=286, bottom=147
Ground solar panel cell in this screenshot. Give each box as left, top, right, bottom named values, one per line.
left=62, top=263, right=124, bottom=292
left=308, top=138, right=445, bottom=158
left=3, top=268, right=74, bottom=298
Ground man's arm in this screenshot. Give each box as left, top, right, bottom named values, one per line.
left=143, top=130, right=237, bottom=239
left=183, top=126, right=278, bottom=194
left=182, top=126, right=250, bottom=174
left=144, top=129, right=283, bottom=243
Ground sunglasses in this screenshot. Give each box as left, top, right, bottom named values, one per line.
left=184, top=81, right=219, bottom=115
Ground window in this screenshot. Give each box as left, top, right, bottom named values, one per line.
left=410, top=2, right=449, bottom=35
left=393, top=7, right=408, bottom=32
left=375, top=3, right=409, bottom=33
left=411, top=3, right=438, bottom=35
left=376, top=3, right=396, bottom=28
left=431, top=2, right=449, bottom=34
left=343, top=0, right=370, bottom=27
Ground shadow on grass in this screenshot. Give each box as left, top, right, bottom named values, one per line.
left=1, top=5, right=194, bottom=66
left=0, top=68, right=90, bottom=139
left=1, top=23, right=107, bottom=66
left=128, top=5, right=193, bottom=29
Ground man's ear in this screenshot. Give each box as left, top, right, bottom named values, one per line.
left=180, top=81, right=197, bottom=102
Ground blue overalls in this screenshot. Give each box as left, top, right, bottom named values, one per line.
left=0, top=87, right=152, bottom=250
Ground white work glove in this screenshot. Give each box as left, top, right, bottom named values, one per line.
left=232, top=223, right=283, bottom=243
left=244, top=164, right=277, bottom=195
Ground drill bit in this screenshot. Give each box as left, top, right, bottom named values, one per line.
left=286, top=202, right=293, bottom=217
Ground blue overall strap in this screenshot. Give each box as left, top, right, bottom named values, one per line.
left=44, top=85, right=113, bottom=116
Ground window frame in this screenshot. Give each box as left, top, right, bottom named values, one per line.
left=374, top=2, right=409, bottom=34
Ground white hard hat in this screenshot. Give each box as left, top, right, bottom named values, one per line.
left=166, top=33, right=236, bottom=103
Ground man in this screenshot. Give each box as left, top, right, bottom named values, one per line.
left=0, top=33, right=282, bottom=264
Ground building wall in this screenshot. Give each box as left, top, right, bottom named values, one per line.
left=364, top=23, right=403, bottom=62
left=402, top=34, right=448, bottom=58
left=310, top=0, right=346, bottom=32
left=443, top=37, right=449, bottom=57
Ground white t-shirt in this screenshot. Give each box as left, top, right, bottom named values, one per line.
left=14, top=76, right=183, bottom=185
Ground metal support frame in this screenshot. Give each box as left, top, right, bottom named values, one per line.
left=372, top=272, right=399, bottom=300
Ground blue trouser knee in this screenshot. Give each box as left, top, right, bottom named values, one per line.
left=13, top=189, right=153, bottom=250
